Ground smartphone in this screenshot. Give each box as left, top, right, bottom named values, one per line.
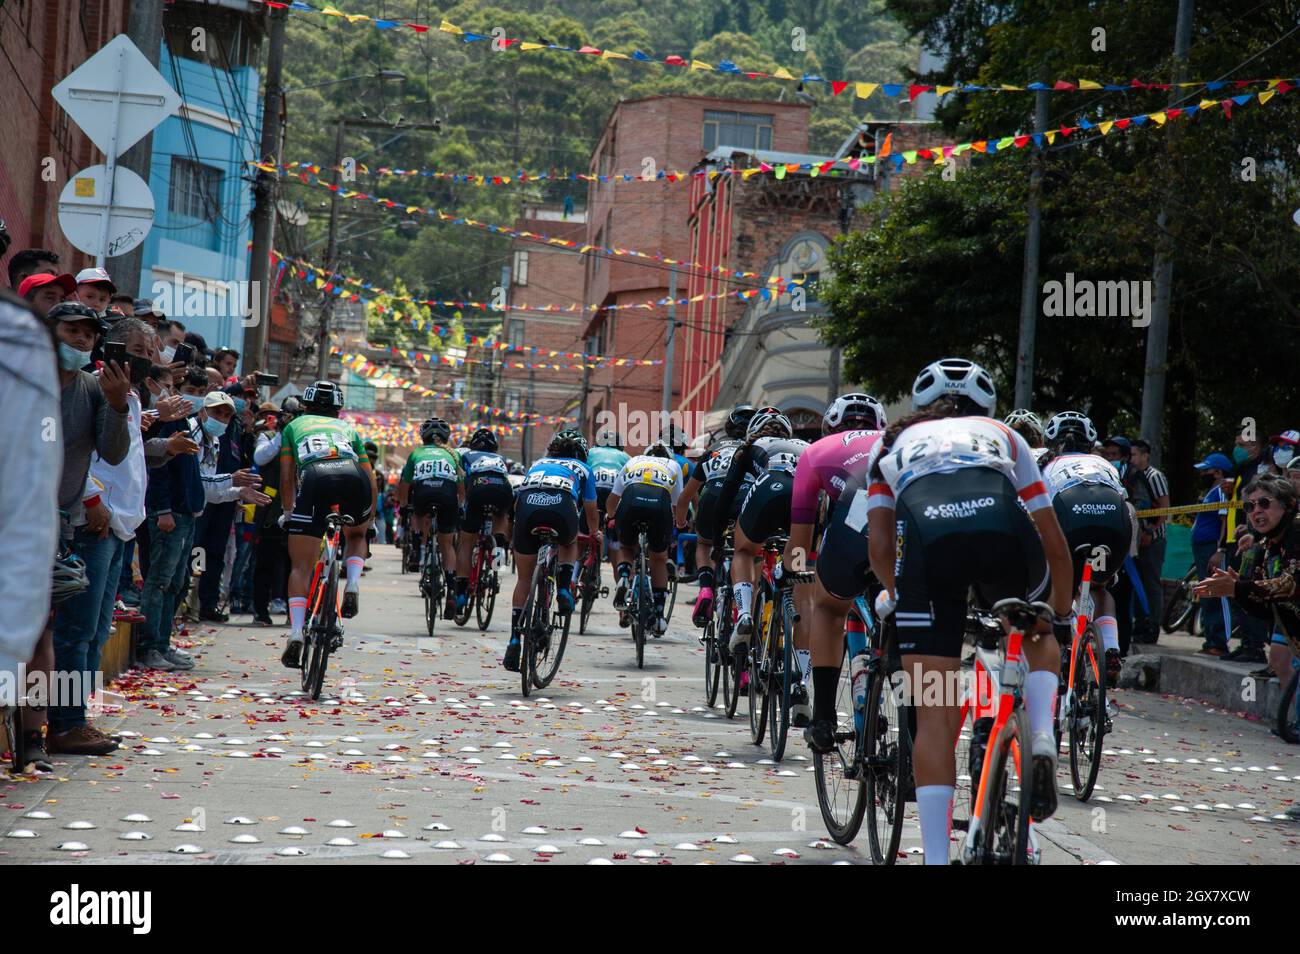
left=173, top=343, right=195, bottom=365
left=103, top=341, right=128, bottom=366
left=254, top=371, right=279, bottom=386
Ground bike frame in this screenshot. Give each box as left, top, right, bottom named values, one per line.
left=1060, top=561, right=1102, bottom=733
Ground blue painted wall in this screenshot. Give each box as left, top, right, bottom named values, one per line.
left=138, top=45, right=260, bottom=362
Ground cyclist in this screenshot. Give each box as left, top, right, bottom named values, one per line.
left=587, top=429, right=630, bottom=567
left=1005, top=408, right=1048, bottom=464
left=397, top=418, right=464, bottom=617
left=860, top=357, right=1074, bottom=864
left=608, top=439, right=684, bottom=634
left=674, top=404, right=755, bottom=626
left=1039, top=411, right=1133, bottom=688
left=788, top=393, right=887, bottom=742
left=504, top=428, right=600, bottom=672
left=278, top=381, right=376, bottom=668
left=454, top=426, right=513, bottom=612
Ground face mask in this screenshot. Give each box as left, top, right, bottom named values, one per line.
left=203, top=417, right=227, bottom=438
left=1273, top=446, right=1295, bottom=468
left=58, top=341, right=92, bottom=371
left=181, top=394, right=204, bottom=415
left=161, top=346, right=176, bottom=364
left=1233, top=446, right=1250, bottom=464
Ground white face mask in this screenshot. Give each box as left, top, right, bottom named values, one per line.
left=1274, top=446, right=1295, bottom=468
left=161, top=345, right=176, bottom=364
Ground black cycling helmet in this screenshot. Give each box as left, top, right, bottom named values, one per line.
left=726, top=404, right=756, bottom=440
left=363, top=440, right=379, bottom=457
left=420, top=417, right=450, bottom=445
left=547, top=427, right=588, bottom=463
left=467, top=426, right=498, bottom=452
left=301, top=380, right=344, bottom=416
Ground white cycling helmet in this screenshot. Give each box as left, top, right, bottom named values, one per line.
left=746, top=406, right=793, bottom=442
left=911, top=357, right=997, bottom=413
left=822, top=392, right=887, bottom=435
left=1044, top=410, right=1097, bottom=445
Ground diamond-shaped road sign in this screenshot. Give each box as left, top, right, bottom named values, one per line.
left=57, top=164, right=156, bottom=258
left=52, top=34, right=181, bottom=159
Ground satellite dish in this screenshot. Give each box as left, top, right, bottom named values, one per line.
left=277, top=200, right=309, bottom=227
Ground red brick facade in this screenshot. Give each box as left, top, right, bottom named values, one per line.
left=0, top=0, right=129, bottom=282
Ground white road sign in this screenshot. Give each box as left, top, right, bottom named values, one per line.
left=57, top=164, right=156, bottom=258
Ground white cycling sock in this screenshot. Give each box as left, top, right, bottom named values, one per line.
left=1096, top=615, right=1119, bottom=652
left=917, top=785, right=954, bottom=865
left=795, top=649, right=811, bottom=683
left=734, top=581, right=752, bottom=617
left=345, top=556, right=364, bottom=586
left=288, top=597, right=307, bottom=638
left=1025, top=669, right=1059, bottom=737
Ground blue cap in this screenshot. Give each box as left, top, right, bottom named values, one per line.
left=1194, top=452, right=1234, bottom=472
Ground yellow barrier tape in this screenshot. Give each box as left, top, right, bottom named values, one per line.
left=1134, top=500, right=1241, bottom=519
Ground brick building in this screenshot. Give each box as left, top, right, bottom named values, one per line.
left=0, top=0, right=130, bottom=280
left=498, top=204, right=588, bottom=462
left=579, top=95, right=812, bottom=451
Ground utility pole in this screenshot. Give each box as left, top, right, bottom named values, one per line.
left=113, top=0, right=164, bottom=299
left=243, top=5, right=287, bottom=371
left=1013, top=87, right=1050, bottom=410
left=1140, top=0, right=1196, bottom=467
left=661, top=266, right=678, bottom=417
left=579, top=333, right=593, bottom=435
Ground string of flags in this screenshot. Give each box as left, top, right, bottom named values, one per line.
left=249, top=0, right=1294, bottom=105
left=256, top=162, right=789, bottom=284
left=343, top=410, right=528, bottom=446
left=272, top=248, right=798, bottom=325
left=340, top=351, right=578, bottom=425
left=344, top=342, right=645, bottom=373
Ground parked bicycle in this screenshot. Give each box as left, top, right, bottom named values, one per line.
left=1161, top=564, right=1199, bottom=635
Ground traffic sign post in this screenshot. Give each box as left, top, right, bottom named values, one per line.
left=51, top=34, right=180, bottom=261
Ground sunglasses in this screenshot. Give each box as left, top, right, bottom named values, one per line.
left=1242, top=497, right=1278, bottom=513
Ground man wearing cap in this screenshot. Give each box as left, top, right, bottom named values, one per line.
left=1192, top=452, right=1236, bottom=656
left=74, top=267, right=116, bottom=316
left=18, top=272, right=76, bottom=317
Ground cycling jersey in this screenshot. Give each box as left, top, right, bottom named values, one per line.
left=712, top=437, right=809, bottom=542
left=612, top=455, right=683, bottom=503
left=588, top=446, right=630, bottom=472
left=692, top=439, right=746, bottom=484
left=1041, top=453, right=1127, bottom=499
left=279, top=414, right=370, bottom=471
left=790, top=429, right=882, bottom=525
left=865, top=417, right=1049, bottom=516
left=459, top=450, right=512, bottom=532
left=401, top=445, right=462, bottom=485
left=518, top=457, right=597, bottom=506
left=1044, top=453, right=1132, bottom=588
left=460, top=449, right=509, bottom=478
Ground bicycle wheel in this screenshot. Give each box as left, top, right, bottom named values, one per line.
left=1161, top=568, right=1197, bottom=634
left=663, top=560, right=679, bottom=624
left=864, top=663, right=909, bottom=864
left=747, top=592, right=770, bottom=746
left=304, top=566, right=337, bottom=701
left=1277, top=668, right=1299, bottom=744
left=767, top=596, right=793, bottom=761
left=949, top=710, right=975, bottom=864
left=578, top=558, right=598, bottom=635
left=454, top=547, right=475, bottom=627
left=476, top=563, right=497, bottom=632
left=534, top=601, right=570, bottom=689
left=1068, top=623, right=1107, bottom=801
left=633, top=549, right=650, bottom=668
left=977, top=707, right=1033, bottom=865
left=813, top=643, right=867, bottom=845
left=719, top=587, right=742, bottom=719
left=703, top=617, right=721, bottom=708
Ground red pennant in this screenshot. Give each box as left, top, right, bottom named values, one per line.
left=664, top=55, right=686, bottom=66
left=1052, top=81, right=1075, bottom=90
left=830, top=81, right=849, bottom=96
left=1220, top=99, right=1233, bottom=119
left=908, top=84, right=932, bottom=101
left=406, top=23, right=428, bottom=32
left=577, top=45, right=601, bottom=55
left=1277, top=81, right=1293, bottom=95
left=1115, top=118, right=1132, bottom=129
left=1013, top=135, right=1030, bottom=148
left=1167, top=107, right=1184, bottom=118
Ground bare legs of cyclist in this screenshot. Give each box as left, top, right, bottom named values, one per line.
left=727, top=524, right=761, bottom=653
left=504, top=540, right=579, bottom=672
left=689, top=533, right=716, bottom=627
left=281, top=524, right=368, bottom=667
left=454, top=514, right=508, bottom=613
left=803, top=581, right=851, bottom=750
left=1088, top=585, right=1122, bottom=688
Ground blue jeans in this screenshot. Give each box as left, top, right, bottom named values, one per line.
left=1192, top=540, right=1230, bottom=649
left=140, top=513, right=197, bottom=654
left=88, top=538, right=128, bottom=682
left=230, top=528, right=257, bottom=606
left=50, top=530, right=125, bottom=733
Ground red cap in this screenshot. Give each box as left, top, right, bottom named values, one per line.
left=17, top=272, right=77, bottom=298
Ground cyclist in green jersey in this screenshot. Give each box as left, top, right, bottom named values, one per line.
left=278, top=381, right=376, bottom=667
left=397, top=417, right=465, bottom=616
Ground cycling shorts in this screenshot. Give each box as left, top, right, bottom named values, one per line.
left=737, top=471, right=794, bottom=544
left=512, top=490, right=579, bottom=556
left=893, top=468, right=1048, bottom=658
left=696, top=479, right=742, bottom=543
left=288, top=459, right=373, bottom=538
left=614, top=483, right=674, bottom=553
left=460, top=474, right=513, bottom=533
left=411, top=478, right=459, bottom=534
left=1051, top=483, right=1132, bottom=589
left=816, top=498, right=873, bottom=601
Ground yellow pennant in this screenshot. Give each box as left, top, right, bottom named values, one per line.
left=773, top=67, right=795, bottom=80
left=1078, top=79, right=1102, bottom=90
left=439, top=19, right=461, bottom=34
left=520, top=42, right=544, bottom=51
left=691, top=60, right=714, bottom=71
left=1259, top=90, right=1276, bottom=104
left=855, top=82, right=879, bottom=99
left=1099, top=120, right=1114, bottom=135
left=1149, top=111, right=1167, bottom=125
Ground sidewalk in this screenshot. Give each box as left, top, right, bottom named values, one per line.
left=1128, top=629, right=1286, bottom=720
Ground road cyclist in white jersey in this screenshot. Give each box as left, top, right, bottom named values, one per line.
left=860, top=357, right=1075, bottom=865
left=1039, top=411, right=1135, bottom=688
left=607, top=440, right=684, bottom=635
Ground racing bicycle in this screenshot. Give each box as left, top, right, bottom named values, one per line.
left=300, top=510, right=352, bottom=700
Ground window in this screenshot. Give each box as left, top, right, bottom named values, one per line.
left=506, top=390, right=521, bottom=414
left=792, top=271, right=821, bottom=303
left=513, top=250, right=529, bottom=286
left=508, top=321, right=525, bottom=349
left=453, top=380, right=466, bottom=400
left=702, top=110, right=774, bottom=153
left=169, top=158, right=221, bottom=221
left=267, top=341, right=288, bottom=380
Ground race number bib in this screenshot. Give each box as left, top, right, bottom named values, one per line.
left=298, top=432, right=357, bottom=464
left=524, top=471, right=576, bottom=495
left=414, top=457, right=456, bottom=481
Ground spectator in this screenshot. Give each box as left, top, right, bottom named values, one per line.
left=45, top=302, right=131, bottom=756
left=7, top=247, right=59, bottom=288
left=1191, top=452, right=1235, bottom=656
left=19, top=272, right=76, bottom=317
left=132, top=298, right=165, bottom=332
left=250, top=396, right=299, bottom=625
left=158, top=319, right=186, bottom=350
left=74, top=267, right=116, bottom=316
left=109, top=292, right=135, bottom=315
left=0, top=291, right=62, bottom=770
left=213, top=347, right=240, bottom=380
left=1129, top=439, right=1171, bottom=643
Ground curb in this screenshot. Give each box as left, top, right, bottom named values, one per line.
left=1126, top=636, right=1283, bottom=720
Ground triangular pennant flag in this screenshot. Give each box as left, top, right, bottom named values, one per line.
left=774, top=67, right=796, bottom=80
left=830, top=81, right=849, bottom=96
left=855, top=82, right=878, bottom=99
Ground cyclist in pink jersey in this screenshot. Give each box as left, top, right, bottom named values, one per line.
left=786, top=394, right=887, bottom=738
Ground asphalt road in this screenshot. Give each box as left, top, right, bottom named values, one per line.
left=3, top=545, right=1299, bottom=865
